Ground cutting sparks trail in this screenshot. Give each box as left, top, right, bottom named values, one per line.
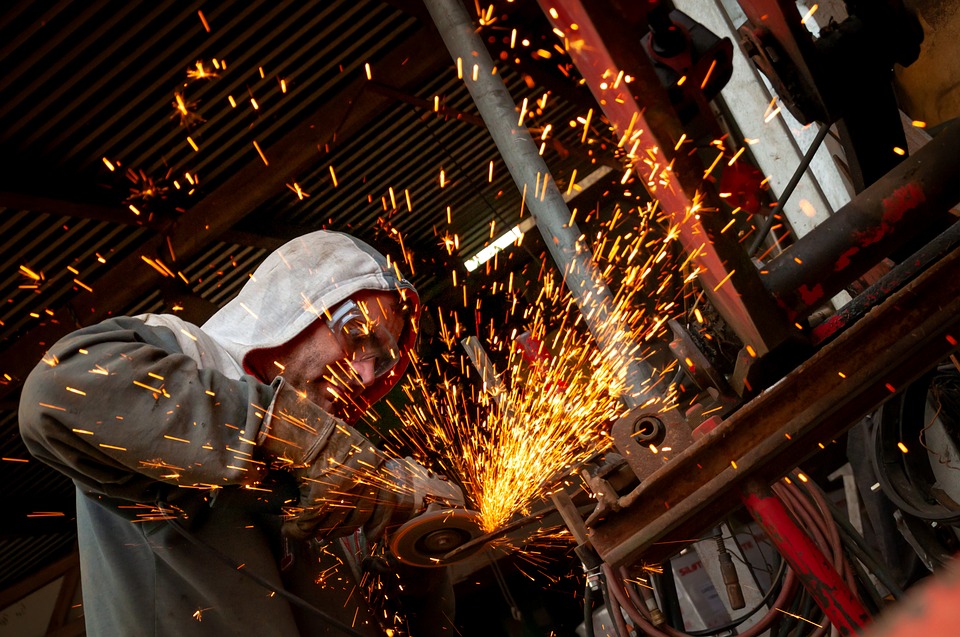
left=388, top=199, right=687, bottom=532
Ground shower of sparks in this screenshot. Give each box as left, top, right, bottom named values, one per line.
left=2, top=14, right=810, bottom=630
left=171, top=92, right=205, bottom=128
left=774, top=607, right=822, bottom=628
left=186, top=60, right=218, bottom=81
left=388, top=200, right=684, bottom=532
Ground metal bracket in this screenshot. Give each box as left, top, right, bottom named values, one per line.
left=611, top=407, right=694, bottom=483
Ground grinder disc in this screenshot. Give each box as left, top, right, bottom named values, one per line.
left=389, top=509, right=486, bottom=567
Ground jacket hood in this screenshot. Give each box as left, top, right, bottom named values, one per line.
left=202, top=230, right=419, bottom=421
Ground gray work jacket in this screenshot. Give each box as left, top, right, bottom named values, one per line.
left=19, top=317, right=381, bottom=636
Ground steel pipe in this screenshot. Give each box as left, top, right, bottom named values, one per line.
left=762, top=118, right=960, bottom=320
left=812, top=218, right=960, bottom=343
left=423, top=0, right=655, bottom=405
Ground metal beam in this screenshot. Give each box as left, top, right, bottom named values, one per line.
left=761, top=119, right=960, bottom=320
left=423, top=0, right=657, bottom=406
left=0, top=24, right=448, bottom=398
left=539, top=0, right=790, bottom=356
left=0, top=191, right=164, bottom=230
left=588, top=244, right=960, bottom=567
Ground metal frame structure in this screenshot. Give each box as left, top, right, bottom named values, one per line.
left=426, top=0, right=960, bottom=632
left=587, top=243, right=960, bottom=566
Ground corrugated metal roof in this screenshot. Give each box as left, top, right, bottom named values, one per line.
left=0, top=0, right=608, bottom=595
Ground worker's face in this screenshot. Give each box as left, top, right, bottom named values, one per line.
left=265, top=290, right=406, bottom=418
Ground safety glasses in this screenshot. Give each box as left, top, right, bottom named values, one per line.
left=326, top=299, right=401, bottom=379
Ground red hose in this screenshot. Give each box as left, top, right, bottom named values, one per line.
left=742, top=480, right=870, bottom=635
left=598, top=474, right=867, bottom=637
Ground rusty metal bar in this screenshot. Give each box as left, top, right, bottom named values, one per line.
left=587, top=245, right=960, bottom=567
left=812, top=219, right=960, bottom=343
left=422, top=0, right=656, bottom=406
left=762, top=118, right=960, bottom=321
left=539, top=0, right=790, bottom=356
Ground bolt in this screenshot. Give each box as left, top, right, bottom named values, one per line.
left=632, top=416, right=665, bottom=446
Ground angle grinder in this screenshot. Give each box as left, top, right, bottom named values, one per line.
left=383, top=458, right=487, bottom=566
left=389, top=505, right=487, bottom=567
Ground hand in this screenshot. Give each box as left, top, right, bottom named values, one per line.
left=264, top=378, right=465, bottom=542
left=281, top=420, right=381, bottom=540
left=386, top=457, right=465, bottom=513
left=284, top=454, right=464, bottom=542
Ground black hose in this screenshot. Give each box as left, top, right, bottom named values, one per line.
left=791, top=590, right=818, bottom=637
left=684, top=557, right=788, bottom=637
left=584, top=580, right=597, bottom=637
left=774, top=588, right=801, bottom=637
left=655, top=565, right=684, bottom=629
left=845, top=546, right=884, bottom=614
left=801, top=480, right=905, bottom=599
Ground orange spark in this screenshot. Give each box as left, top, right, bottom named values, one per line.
left=253, top=141, right=268, bottom=165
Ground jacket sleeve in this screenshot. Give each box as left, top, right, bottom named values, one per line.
left=18, top=317, right=277, bottom=502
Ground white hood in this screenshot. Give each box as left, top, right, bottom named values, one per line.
left=202, top=230, right=419, bottom=420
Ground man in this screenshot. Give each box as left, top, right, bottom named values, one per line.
left=19, top=230, right=457, bottom=636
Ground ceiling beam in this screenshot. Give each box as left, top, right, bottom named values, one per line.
left=0, top=191, right=165, bottom=229
left=0, top=23, right=449, bottom=399
left=45, top=555, right=81, bottom=634
left=0, top=551, right=78, bottom=611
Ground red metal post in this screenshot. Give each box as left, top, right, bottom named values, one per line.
left=539, top=0, right=790, bottom=356
left=741, top=480, right=870, bottom=635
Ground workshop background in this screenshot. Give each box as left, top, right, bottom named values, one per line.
left=1, top=0, right=959, bottom=635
